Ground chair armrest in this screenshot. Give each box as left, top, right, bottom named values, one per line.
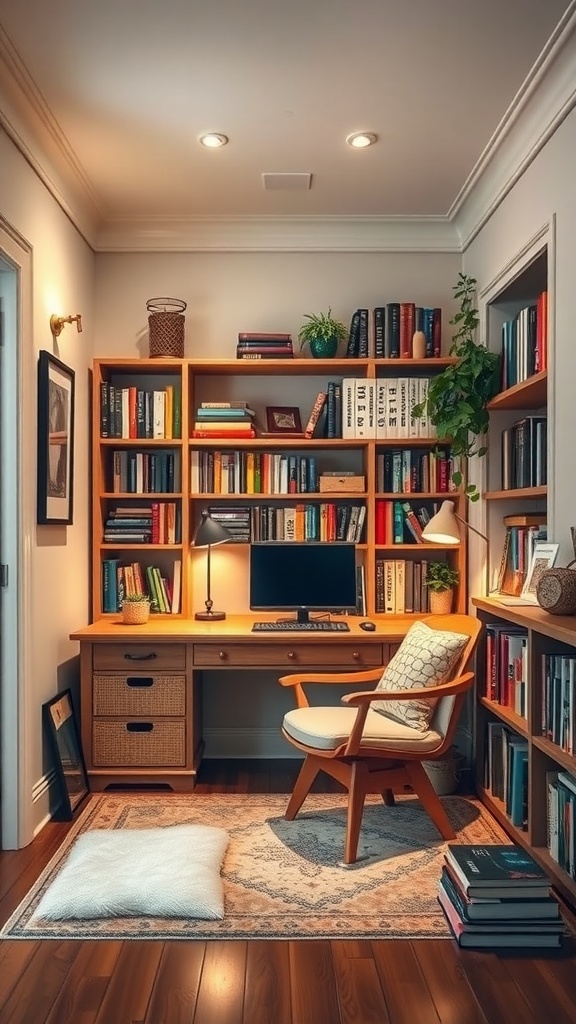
left=278, top=667, right=386, bottom=709
left=341, top=671, right=474, bottom=756
left=341, top=671, right=474, bottom=706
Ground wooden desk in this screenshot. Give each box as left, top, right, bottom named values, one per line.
left=70, top=615, right=413, bottom=792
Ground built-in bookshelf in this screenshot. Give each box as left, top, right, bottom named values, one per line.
left=91, top=356, right=466, bottom=620
left=483, top=242, right=549, bottom=595
left=473, top=598, right=576, bottom=909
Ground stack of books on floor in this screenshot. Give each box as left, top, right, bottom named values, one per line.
left=438, top=844, right=564, bottom=948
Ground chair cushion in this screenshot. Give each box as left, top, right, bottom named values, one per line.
left=283, top=705, right=444, bottom=753
left=371, top=620, right=468, bottom=731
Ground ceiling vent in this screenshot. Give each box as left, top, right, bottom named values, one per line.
left=261, top=173, right=312, bottom=191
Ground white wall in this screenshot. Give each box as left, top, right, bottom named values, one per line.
left=0, top=127, right=94, bottom=838
left=463, top=105, right=576, bottom=568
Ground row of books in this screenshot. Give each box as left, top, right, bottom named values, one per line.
left=346, top=305, right=442, bottom=359
left=485, top=722, right=528, bottom=830
left=205, top=503, right=366, bottom=544
left=111, top=450, right=179, bottom=494
left=376, top=447, right=452, bottom=494
left=495, top=517, right=547, bottom=596
left=101, top=558, right=181, bottom=614
left=500, top=290, right=548, bottom=391
left=438, top=844, right=562, bottom=948
left=501, top=415, right=547, bottom=490
left=236, top=332, right=294, bottom=359
left=191, top=450, right=326, bottom=495
left=375, top=558, right=433, bottom=614
left=483, top=622, right=528, bottom=714
left=541, top=654, right=576, bottom=756
left=100, top=383, right=181, bottom=440
left=342, top=377, right=436, bottom=439
left=547, top=769, right=576, bottom=880
left=375, top=499, right=436, bottom=545
left=102, top=504, right=180, bottom=545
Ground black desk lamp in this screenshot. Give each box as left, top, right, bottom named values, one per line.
left=193, top=511, right=232, bottom=620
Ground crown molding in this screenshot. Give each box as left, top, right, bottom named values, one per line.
left=452, top=4, right=576, bottom=250
left=94, top=215, right=460, bottom=253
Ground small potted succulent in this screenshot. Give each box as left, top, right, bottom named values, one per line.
left=425, top=562, right=460, bottom=615
left=121, top=593, right=151, bottom=625
left=298, top=308, right=348, bottom=358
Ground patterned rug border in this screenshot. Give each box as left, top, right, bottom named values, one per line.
left=1, top=792, right=509, bottom=941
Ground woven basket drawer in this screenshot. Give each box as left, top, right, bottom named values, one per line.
left=93, top=675, right=186, bottom=717
left=92, top=720, right=186, bottom=767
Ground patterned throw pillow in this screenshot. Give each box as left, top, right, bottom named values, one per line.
left=371, top=621, right=468, bottom=731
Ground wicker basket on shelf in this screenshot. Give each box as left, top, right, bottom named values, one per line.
left=147, top=297, right=186, bottom=358
left=121, top=599, right=150, bottom=625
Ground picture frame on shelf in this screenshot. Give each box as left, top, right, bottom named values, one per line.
left=37, top=351, right=75, bottom=525
left=265, top=406, right=303, bottom=434
left=42, top=689, right=89, bottom=820
left=521, top=542, right=560, bottom=600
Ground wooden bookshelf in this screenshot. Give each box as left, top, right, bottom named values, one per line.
left=91, top=356, right=467, bottom=621
left=473, top=597, right=576, bottom=908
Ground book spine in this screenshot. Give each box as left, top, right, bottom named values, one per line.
left=374, top=307, right=386, bottom=358
left=304, top=391, right=327, bottom=438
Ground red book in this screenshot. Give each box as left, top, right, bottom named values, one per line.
left=399, top=303, right=415, bottom=358
left=192, top=429, right=256, bottom=439
left=304, top=391, right=327, bottom=439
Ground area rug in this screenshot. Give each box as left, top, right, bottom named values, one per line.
left=1, top=792, right=509, bottom=940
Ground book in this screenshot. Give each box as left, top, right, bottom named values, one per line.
left=237, top=332, right=291, bottom=342
left=437, top=882, right=563, bottom=948
left=445, top=844, right=551, bottom=898
left=303, top=391, right=327, bottom=439
left=440, top=866, right=560, bottom=921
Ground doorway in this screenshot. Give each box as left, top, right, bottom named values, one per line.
left=0, top=220, right=34, bottom=849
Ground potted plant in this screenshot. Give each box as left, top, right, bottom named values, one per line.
left=298, top=308, right=348, bottom=358
left=425, top=562, right=460, bottom=615
left=121, top=594, right=151, bottom=625
left=412, top=273, right=500, bottom=500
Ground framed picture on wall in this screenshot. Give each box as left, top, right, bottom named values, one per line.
left=37, top=351, right=75, bottom=525
left=42, top=689, right=89, bottom=820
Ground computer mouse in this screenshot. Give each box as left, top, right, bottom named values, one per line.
left=359, top=620, right=376, bottom=632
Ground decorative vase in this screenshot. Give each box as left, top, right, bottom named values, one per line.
left=122, top=600, right=150, bottom=625
left=412, top=330, right=427, bottom=359
left=429, top=589, right=453, bottom=615
left=309, top=336, right=338, bottom=359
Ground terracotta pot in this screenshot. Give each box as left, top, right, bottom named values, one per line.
left=429, top=589, right=454, bottom=615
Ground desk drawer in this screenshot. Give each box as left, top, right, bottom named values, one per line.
left=92, top=719, right=186, bottom=767
left=93, top=643, right=186, bottom=672
left=193, top=642, right=384, bottom=668
left=93, top=675, right=186, bottom=717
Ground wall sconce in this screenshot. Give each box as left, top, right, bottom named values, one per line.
left=50, top=314, right=83, bottom=341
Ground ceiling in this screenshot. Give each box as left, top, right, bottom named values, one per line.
left=0, top=0, right=573, bottom=232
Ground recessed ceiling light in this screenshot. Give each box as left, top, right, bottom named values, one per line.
left=346, top=132, right=378, bottom=149
left=199, top=133, right=229, bottom=149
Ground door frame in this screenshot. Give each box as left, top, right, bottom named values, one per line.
left=0, top=217, right=34, bottom=849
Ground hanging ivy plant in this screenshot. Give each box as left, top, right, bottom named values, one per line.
left=412, top=273, right=500, bottom=500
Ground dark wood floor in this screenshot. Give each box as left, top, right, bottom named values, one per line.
left=1, top=760, right=576, bottom=1024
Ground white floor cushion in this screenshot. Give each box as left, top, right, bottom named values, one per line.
left=31, top=823, right=229, bottom=920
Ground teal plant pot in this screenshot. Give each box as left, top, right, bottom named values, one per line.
left=309, top=335, right=338, bottom=358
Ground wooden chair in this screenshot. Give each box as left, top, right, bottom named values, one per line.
left=279, top=614, right=482, bottom=864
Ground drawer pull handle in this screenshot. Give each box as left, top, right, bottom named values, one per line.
left=127, top=677, right=153, bottom=688
left=352, top=652, right=361, bottom=660
left=124, top=652, right=157, bottom=661
left=126, top=722, right=153, bottom=733
left=287, top=651, right=295, bottom=660
left=218, top=651, right=227, bottom=661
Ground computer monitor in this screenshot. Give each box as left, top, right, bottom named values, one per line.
left=249, top=542, right=357, bottom=623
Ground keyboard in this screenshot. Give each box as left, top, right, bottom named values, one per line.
left=252, top=620, right=350, bottom=633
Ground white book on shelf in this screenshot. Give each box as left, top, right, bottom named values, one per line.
left=397, top=378, right=409, bottom=438
left=394, top=559, right=405, bottom=614
left=376, top=380, right=388, bottom=439
left=385, top=379, right=399, bottom=438
left=342, top=378, right=356, bottom=438
left=384, top=560, right=396, bottom=614
left=190, top=450, right=200, bottom=494
left=354, top=380, right=369, bottom=438
left=408, top=377, right=420, bottom=438
left=417, top=377, right=430, bottom=437
left=171, top=559, right=182, bottom=614
left=366, top=379, right=376, bottom=438
left=121, top=388, right=130, bottom=439
left=153, top=390, right=165, bottom=439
